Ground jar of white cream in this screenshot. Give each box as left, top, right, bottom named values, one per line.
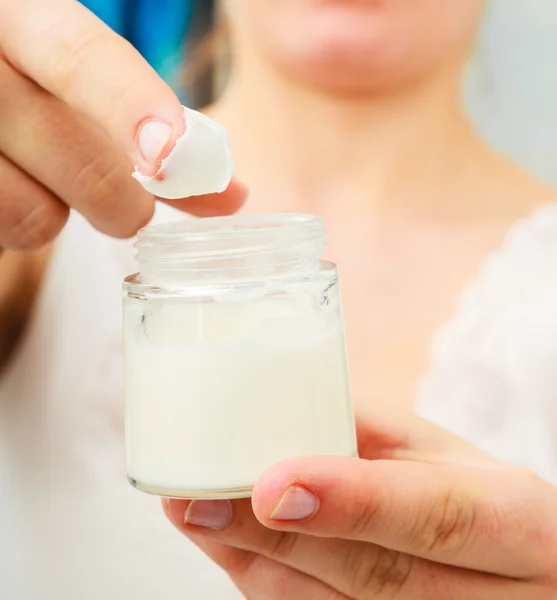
left=123, top=213, right=357, bottom=499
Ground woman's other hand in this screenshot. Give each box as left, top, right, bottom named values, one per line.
left=165, top=409, right=557, bottom=599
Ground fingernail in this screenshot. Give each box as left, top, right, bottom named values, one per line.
left=270, top=486, right=319, bottom=521
left=137, top=120, right=173, bottom=164
left=184, top=500, right=232, bottom=530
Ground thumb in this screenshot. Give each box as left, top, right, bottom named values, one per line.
left=252, top=456, right=556, bottom=580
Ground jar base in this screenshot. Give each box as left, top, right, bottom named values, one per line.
left=128, top=477, right=254, bottom=500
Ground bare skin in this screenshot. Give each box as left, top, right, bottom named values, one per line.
left=0, top=2, right=554, bottom=408
left=201, top=0, right=557, bottom=408
left=206, top=71, right=555, bottom=409
left=2, top=58, right=554, bottom=404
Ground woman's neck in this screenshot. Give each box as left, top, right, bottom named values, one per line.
left=210, top=57, right=489, bottom=219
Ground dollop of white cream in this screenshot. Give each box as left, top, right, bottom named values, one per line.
left=132, top=106, right=233, bottom=199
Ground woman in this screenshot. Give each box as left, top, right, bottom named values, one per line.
left=0, top=0, right=556, bottom=598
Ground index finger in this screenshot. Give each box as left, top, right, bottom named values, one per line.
left=252, top=457, right=557, bottom=580
left=0, top=0, right=183, bottom=175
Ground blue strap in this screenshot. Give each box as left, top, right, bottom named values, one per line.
left=79, top=0, right=197, bottom=97
left=80, top=0, right=127, bottom=36
left=135, top=0, right=195, bottom=87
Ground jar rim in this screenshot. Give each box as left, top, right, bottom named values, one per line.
left=136, top=213, right=325, bottom=261
left=137, top=213, right=322, bottom=242
left=134, top=214, right=327, bottom=284
left=133, top=214, right=328, bottom=285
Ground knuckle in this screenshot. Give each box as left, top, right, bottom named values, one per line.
left=342, top=544, right=413, bottom=598
left=265, top=531, right=300, bottom=561
left=514, top=469, right=557, bottom=575
left=74, top=156, right=153, bottom=237
left=0, top=59, right=14, bottom=109
left=115, top=199, right=154, bottom=238
left=412, top=489, right=476, bottom=557
left=74, top=156, right=127, bottom=207
left=9, top=201, right=67, bottom=250
left=218, top=550, right=257, bottom=579
left=49, top=30, right=118, bottom=96
left=262, top=567, right=294, bottom=599
left=348, top=494, right=381, bottom=538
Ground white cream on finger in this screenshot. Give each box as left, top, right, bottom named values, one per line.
left=132, top=106, right=233, bottom=199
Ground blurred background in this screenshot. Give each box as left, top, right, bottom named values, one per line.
left=80, top=0, right=557, bottom=185
left=465, top=0, right=557, bottom=184
left=79, top=0, right=217, bottom=106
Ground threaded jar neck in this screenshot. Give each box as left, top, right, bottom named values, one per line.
left=135, top=214, right=327, bottom=285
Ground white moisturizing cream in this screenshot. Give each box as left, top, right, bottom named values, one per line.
left=123, top=215, right=357, bottom=499
left=132, top=106, right=233, bottom=199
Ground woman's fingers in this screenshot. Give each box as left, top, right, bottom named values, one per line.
left=0, top=57, right=246, bottom=246
left=0, top=0, right=184, bottom=175
left=160, top=178, right=248, bottom=217
left=0, top=58, right=154, bottom=238
left=194, top=536, right=348, bottom=600
left=354, top=405, right=497, bottom=465
left=252, top=457, right=557, bottom=580
left=0, top=1, right=247, bottom=246
left=164, top=502, right=348, bottom=600
left=166, top=498, right=538, bottom=600
left=169, top=498, right=420, bottom=598
left=0, top=155, right=68, bottom=250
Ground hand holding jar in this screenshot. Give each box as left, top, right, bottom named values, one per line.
left=164, top=408, right=557, bottom=600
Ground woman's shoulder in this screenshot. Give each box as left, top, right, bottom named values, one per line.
left=418, top=160, right=557, bottom=481
left=464, top=153, right=557, bottom=309
left=453, top=148, right=557, bottom=311
left=472, top=144, right=557, bottom=219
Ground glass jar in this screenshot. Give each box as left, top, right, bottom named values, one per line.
left=123, top=214, right=357, bottom=499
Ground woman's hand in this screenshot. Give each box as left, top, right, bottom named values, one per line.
left=164, top=409, right=557, bottom=599
left=0, top=0, right=245, bottom=251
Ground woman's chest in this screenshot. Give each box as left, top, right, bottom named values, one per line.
left=327, top=221, right=516, bottom=409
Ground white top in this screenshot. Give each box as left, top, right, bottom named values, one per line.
left=2, top=202, right=557, bottom=598
left=418, top=203, right=557, bottom=484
